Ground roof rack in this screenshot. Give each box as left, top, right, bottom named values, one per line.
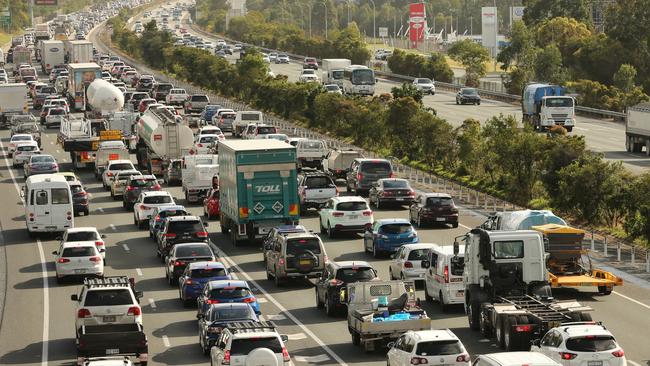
left=83, top=276, right=132, bottom=288
left=223, top=321, right=278, bottom=333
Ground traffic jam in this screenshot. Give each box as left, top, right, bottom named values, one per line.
left=0, top=1, right=643, bottom=366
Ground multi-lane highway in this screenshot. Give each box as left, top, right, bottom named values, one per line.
left=1, top=7, right=650, bottom=366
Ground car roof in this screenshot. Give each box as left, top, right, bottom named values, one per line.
left=66, top=227, right=99, bottom=233
left=11, top=134, right=33, bottom=139
left=166, top=215, right=201, bottom=222
left=61, top=240, right=97, bottom=248
left=230, top=331, right=280, bottom=340
left=333, top=196, right=367, bottom=203
left=107, top=159, right=132, bottom=165
left=116, top=170, right=141, bottom=176
left=378, top=178, right=408, bottom=183
left=130, top=174, right=156, bottom=179
left=408, top=329, right=459, bottom=342
left=142, top=191, right=172, bottom=196
left=282, top=232, right=320, bottom=241
left=174, top=242, right=210, bottom=249
left=400, top=243, right=437, bottom=251
left=156, top=205, right=186, bottom=212
left=332, top=260, right=372, bottom=269
left=207, top=280, right=249, bottom=289
left=274, top=225, right=307, bottom=233
left=15, top=141, right=38, bottom=146
left=559, top=324, right=612, bottom=337
left=376, top=218, right=411, bottom=225
left=188, top=261, right=226, bottom=270
left=481, top=352, right=558, bottom=366
left=422, top=192, right=452, bottom=198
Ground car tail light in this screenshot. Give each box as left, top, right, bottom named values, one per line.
left=207, top=326, right=222, bottom=333
left=559, top=352, right=577, bottom=360
left=89, top=256, right=101, bottom=262
left=514, top=324, right=532, bottom=332
left=77, top=308, right=91, bottom=318
left=408, top=190, right=416, bottom=196
left=389, top=172, right=396, bottom=178
left=196, top=231, right=208, bottom=238
left=332, top=212, right=344, bottom=217
left=612, top=350, right=625, bottom=358
left=456, top=354, right=470, bottom=362
left=76, top=192, right=88, bottom=197
left=357, top=173, right=362, bottom=181
left=206, top=299, right=220, bottom=304
left=411, top=357, right=428, bottom=364
left=278, top=257, right=285, bottom=265
left=444, top=265, right=449, bottom=283
left=57, top=258, right=70, bottom=263
left=140, top=204, right=147, bottom=210
left=223, top=350, right=231, bottom=365
left=106, top=172, right=113, bottom=177
left=127, top=306, right=141, bottom=316
left=197, top=143, right=203, bottom=147
left=164, top=233, right=176, bottom=238
left=185, top=279, right=193, bottom=285
left=362, top=211, right=372, bottom=216
left=95, top=241, right=104, bottom=247
left=404, top=261, right=413, bottom=268
left=330, top=279, right=344, bottom=286
left=282, top=346, right=290, bottom=362
left=174, top=260, right=185, bottom=267
left=242, top=297, right=256, bottom=303
left=126, top=186, right=135, bottom=191
left=152, top=184, right=161, bottom=190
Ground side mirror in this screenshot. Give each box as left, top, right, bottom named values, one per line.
left=453, top=240, right=459, bottom=256
left=158, top=179, right=164, bottom=185
left=52, top=251, right=58, bottom=255
left=135, top=291, right=144, bottom=299
left=70, top=294, right=78, bottom=301
left=389, top=253, right=396, bottom=259
left=280, top=334, right=289, bottom=343
left=421, top=260, right=430, bottom=269
left=100, top=249, right=106, bottom=253
left=55, top=235, right=63, bottom=241
left=264, top=244, right=272, bottom=250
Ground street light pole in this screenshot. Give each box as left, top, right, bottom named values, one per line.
left=368, top=0, right=376, bottom=43
left=317, top=1, right=328, bottom=40
left=345, top=0, right=352, bottom=26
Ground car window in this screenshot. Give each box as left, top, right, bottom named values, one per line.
left=67, top=231, right=99, bottom=241
left=109, top=163, right=134, bottom=170
left=62, top=246, right=96, bottom=257
left=175, top=245, right=212, bottom=257
left=84, top=289, right=133, bottom=306
left=51, top=188, right=70, bottom=204
left=451, top=256, right=465, bottom=276
left=168, top=220, right=204, bottom=233
left=208, top=306, right=254, bottom=321
left=407, top=249, right=428, bottom=261
left=199, top=136, right=217, bottom=143
left=426, top=197, right=453, bottom=206
left=159, top=209, right=187, bottom=218
left=31, top=155, right=54, bottom=163
left=382, top=180, right=409, bottom=189
left=335, top=267, right=376, bottom=282
left=210, top=287, right=251, bottom=299
left=286, top=238, right=322, bottom=255
left=191, top=267, right=227, bottom=278
left=305, top=176, right=334, bottom=188
left=360, top=161, right=391, bottom=174
left=415, top=340, right=462, bottom=356
left=143, top=195, right=172, bottom=204
left=240, top=113, right=261, bottom=121
left=301, top=140, right=324, bottom=149
left=192, top=95, right=209, bottom=102
left=336, top=201, right=368, bottom=211
left=130, top=178, right=157, bottom=187
left=256, top=126, right=275, bottom=134
left=566, top=336, right=617, bottom=352
left=69, top=185, right=84, bottom=194
left=17, top=145, right=37, bottom=151
left=379, top=223, right=412, bottom=234
left=35, top=190, right=48, bottom=205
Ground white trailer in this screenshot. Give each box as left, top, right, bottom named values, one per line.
left=40, top=40, right=65, bottom=74
left=181, top=154, right=219, bottom=204
left=626, top=103, right=650, bottom=155
left=0, top=83, right=29, bottom=126
left=67, top=40, right=94, bottom=64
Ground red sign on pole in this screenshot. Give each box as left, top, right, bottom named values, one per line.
left=409, top=2, right=426, bottom=48
left=35, top=0, right=58, bottom=5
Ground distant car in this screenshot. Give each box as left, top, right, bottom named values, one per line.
left=299, top=74, right=319, bottom=83
left=53, top=241, right=104, bottom=283
left=197, top=280, right=261, bottom=316
left=165, top=88, right=188, bottom=105
left=69, top=180, right=90, bottom=216
left=324, top=84, right=342, bottom=94
left=157, top=215, right=210, bottom=259
left=178, top=261, right=231, bottom=305
left=148, top=205, right=189, bottom=240
left=24, top=154, right=58, bottom=177
left=363, top=218, right=418, bottom=258
left=101, top=159, right=136, bottom=189
left=133, top=191, right=175, bottom=228
left=412, top=77, right=435, bottom=95
left=388, top=243, right=435, bottom=282
left=163, top=159, right=182, bottom=186
left=197, top=303, right=258, bottom=356
left=110, top=170, right=142, bottom=199
left=303, top=57, right=319, bottom=70
left=60, top=227, right=106, bottom=259
left=387, top=329, right=470, bottom=366
left=319, top=196, right=373, bottom=238
left=8, top=134, right=35, bottom=157
left=44, top=107, right=67, bottom=128
left=203, top=188, right=220, bottom=219
left=315, top=260, right=378, bottom=316
left=138, top=98, right=157, bottom=113
left=276, top=54, right=290, bottom=63
left=368, top=178, right=416, bottom=209
left=268, top=52, right=278, bottom=62
left=123, top=174, right=160, bottom=209
left=263, top=133, right=290, bottom=143
left=408, top=193, right=459, bottom=228
left=165, top=242, right=216, bottom=285
left=456, top=87, right=481, bottom=105
left=184, top=94, right=210, bottom=113
left=12, top=141, right=40, bottom=167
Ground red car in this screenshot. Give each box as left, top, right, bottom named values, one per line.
left=203, top=188, right=220, bottom=219
left=138, top=98, right=157, bottom=113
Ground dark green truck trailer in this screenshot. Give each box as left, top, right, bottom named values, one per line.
left=218, top=140, right=300, bottom=246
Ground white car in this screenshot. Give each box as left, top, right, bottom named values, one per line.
left=268, top=52, right=278, bottom=62
left=387, top=329, right=470, bottom=366
left=133, top=191, right=175, bottom=228
left=8, top=134, right=35, bottom=157
left=262, top=53, right=270, bottom=63
left=192, top=134, right=220, bottom=154
left=388, top=243, right=435, bottom=282
left=531, top=323, right=626, bottom=366
left=12, top=141, right=40, bottom=167
left=61, top=227, right=107, bottom=260
left=318, top=196, right=373, bottom=238
left=53, top=241, right=104, bottom=284
left=102, top=159, right=136, bottom=189
left=263, top=133, right=289, bottom=143
left=276, top=54, right=290, bottom=63
left=197, top=125, right=225, bottom=139
left=299, top=74, right=319, bottom=83
left=412, top=78, right=435, bottom=95
left=165, top=88, right=188, bottom=105
left=42, top=98, right=70, bottom=113
left=210, top=323, right=291, bottom=366
left=300, top=69, right=316, bottom=77
left=324, top=84, right=342, bottom=94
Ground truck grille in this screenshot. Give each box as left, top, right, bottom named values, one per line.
left=551, top=114, right=568, bottom=122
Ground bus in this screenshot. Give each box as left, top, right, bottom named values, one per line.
left=342, top=65, right=375, bottom=96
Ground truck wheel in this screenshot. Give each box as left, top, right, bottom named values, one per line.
left=325, top=296, right=336, bottom=317
left=530, top=283, right=552, bottom=298
left=480, top=311, right=492, bottom=337
left=495, top=314, right=506, bottom=348
left=504, top=315, right=519, bottom=351
left=230, top=228, right=238, bottom=247
left=315, top=288, right=324, bottom=309
left=327, top=222, right=336, bottom=239
left=351, top=331, right=360, bottom=346
left=467, top=297, right=481, bottom=330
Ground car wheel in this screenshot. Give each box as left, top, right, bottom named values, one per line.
left=456, top=99, right=459, bottom=105
left=274, top=268, right=282, bottom=287
left=327, top=222, right=335, bottom=239
left=373, top=243, right=380, bottom=258
left=452, top=222, right=459, bottom=228
left=320, top=219, right=326, bottom=234
left=168, top=273, right=175, bottom=286
left=133, top=215, right=138, bottom=226
left=376, top=198, right=380, bottom=209
left=325, top=295, right=336, bottom=317
left=315, top=288, right=324, bottom=309
left=83, top=208, right=89, bottom=216
left=477, top=101, right=480, bottom=105
left=417, top=215, right=422, bottom=228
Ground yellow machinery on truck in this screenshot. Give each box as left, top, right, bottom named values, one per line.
left=531, top=224, right=622, bottom=295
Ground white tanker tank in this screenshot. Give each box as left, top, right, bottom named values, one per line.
left=136, top=107, right=194, bottom=158
left=86, top=79, right=124, bottom=114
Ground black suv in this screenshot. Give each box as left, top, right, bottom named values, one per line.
left=157, top=216, right=209, bottom=260
left=346, top=158, right=394, bottom=196
left=123, top=175, right=160, bottom=210
left=315, top=260, right=378, bottom=316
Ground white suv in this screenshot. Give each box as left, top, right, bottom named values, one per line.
left=387, top=329, right=470, bottom=366
left=71, top=277, right=143, bottom=336
left=53, top=241, right=104, bottom=284
left=133, top=191, right=175, bottom=228
left=531, top=323, right=626, bottom=366
left=210, top=321, right=291, bottom=366
left=102, top=160, right=136, bottom=189
left=318, top=196, right=373, bottom=238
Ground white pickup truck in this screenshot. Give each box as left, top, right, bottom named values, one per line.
left=181, top=154, right=219, bottom=204
left=165, top=88, right=188, bottom=106
left=345, top=280, right=430, bottom=352
left=297, top=172, right=338, bottom=211
left=296, top=139, right=328, bottom=170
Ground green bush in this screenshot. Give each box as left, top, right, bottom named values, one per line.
left=387, top=49, right=453, bottom=83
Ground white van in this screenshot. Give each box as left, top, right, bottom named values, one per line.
left=232, top=110, right=263, bottom=138
left=422, top=244, right=465, bottom=310
left=23, top=174, right=74, bottom=236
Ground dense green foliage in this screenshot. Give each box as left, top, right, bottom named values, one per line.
left=111, top=17, right=650, bottom=246
left=386, top=49, right=453, bottom=83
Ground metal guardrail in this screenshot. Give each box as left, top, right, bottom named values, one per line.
left=188, top=24, right=628, bottom=121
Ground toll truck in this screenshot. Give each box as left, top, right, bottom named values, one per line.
left=481, top=210, right=622, bottom=295
left=461, top=229, right=593, bottom=351
left=135, top=108, right=194, bottom=175
left=218, top=140, right=300, bottom=246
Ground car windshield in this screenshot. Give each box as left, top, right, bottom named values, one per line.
left=305, top=176, right=334, bottom=189
left=70, top=185, right=84, bottom=194
left=241, top=113, right=261, bottom=121
left=175, top=245, right=212, bottom=257
left=118, top=172, right=140, bottom=181
left=286, top=238, right=322, bottom=255
left=230, top=337, right=282, bottom=355
left=13, top=136, right=32, bottom=141
left=169, top=220, right=204, bottom=233
left=192, top=95, right=208, bottom=102
left=130, top=178, right=157, bottom=187
left=417, top=78, right=432, bottom=84
left=408, top=249, right=429, bottom=260
left=566, top=335, right=617, bottom=352
left=462, top=88, right=477, bottom=95
left=326, top=85, right=339, bottom=91
left=62, top=246, right=96, bottom=257
left=160, top=209, right=188, bottom=218
left=210, top=287, right=251, bottom=299
left=380, top=223, right=412, bottom=234
left=67, top=231, right=99, bottom=241
left=336, top=201, right=368, bottom=211
left=332, top=70, right=344, bottom=79
left=31, top=155, right=54, bottom=163
left=49, top=109, right=66, bottom=116
left=545, top=97, right=574, bottom=107
left=301, top=141, right=324, bottom=149
left=302, top=69, right=315, bottom=75
left=209, top=306, right=254, bottom=321
left=158, top=84, right=173, bottom=91
left=191, top=267, right=227, bottom=278
left=143, top=195, right=172, bottom=204
left=426, top=197, right=453, bottom=207
left=361, top=161, right=391, bottom=174
left=415, top=340, right=463, bottom=356
left=256, top=126, right=275, bottom=134
left=17, top=145, right=36, bottom=151
left=41, top=86, right=56, bottom=94
left=493, top=241, right=524, bottom=259
left=336, top=267, right=376, bottom=282
left=109, top=163, right=133, bottom=170
left=84, top=289, right=133, bottom=306
left=222, top=113, right=236, bottom=119
left=382, top=180, right=409, bottom=189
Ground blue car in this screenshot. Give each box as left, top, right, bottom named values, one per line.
left=148, top=205, right=188, bottom=242
left=200, top=105, right=222, bottom=123
left=197, top=280, right=261, bottom=316
left=363, top=218, right=418, bottom=258
left=178, top=261, right=231, bottom=306
left=197, top=303, right=258, bottom=355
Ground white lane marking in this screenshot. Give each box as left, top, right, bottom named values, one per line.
left=263, top=314, right=286, bottom=321
left=213, top=247, right=348, bottom=366
left=136, top=268, right=143, bottom=276
left=257, top=297, right=268, bottom=303
left=0, top=140, right=49, bottom=365
left=148, top=298, right=157, bottom=309
left=109, top=224, right=116, bottom=231
left=122, top=243, right=130, bottom=252
left=162, top=335, right=171, bottom=347
left=55, top=149, right=60, bottom=153
left=293, top=354, right=330, bottom=363
left=287, top=332, right=307, bottom=340
left=628, top=361, right=643, bottom=366
left=97, top=207, right=104, bottom=213
left=612, top=291, right=650, bottom=310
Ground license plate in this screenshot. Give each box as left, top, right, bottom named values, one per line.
left=106, top=348, right=120, bottom=355
left=396, top=198, right=404, bottom=201
left=74, top=269, right=86, bottom=274
left=588, top=362, right=602, bottom=366
left=46, top=226, right=57, bottom=231
left=348, top=215, right=358, bottom=219
left=102, top=316, right=116, bottom=322
left=456, top=291, right=464, bottom=297
left=436, top=217, right=446, bottom=222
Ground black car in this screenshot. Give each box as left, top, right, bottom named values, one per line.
left=197, top=303, right=258, bottom=355
left=346, top=158, right=395, bottom=196
left=123, top=174, right=160, bottom=209
left=456, top=87, right=481, bottom=105
left=157, top=216, right=209, bottom=260
left=136, top=77, right=154, bottom=92
left=409, top=192, right=459, bottom=228
left=368, top=178, right=416, bottom=209
left=70, top=181, right=90, bottom=216
left=129, top=92, right=150, bottom=110
left=315, top=261, right=378, bottom=316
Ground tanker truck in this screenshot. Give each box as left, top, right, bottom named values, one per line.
left=86, top=78, right=139, bottom=151
left=135, top=108, right=194, bottom=175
